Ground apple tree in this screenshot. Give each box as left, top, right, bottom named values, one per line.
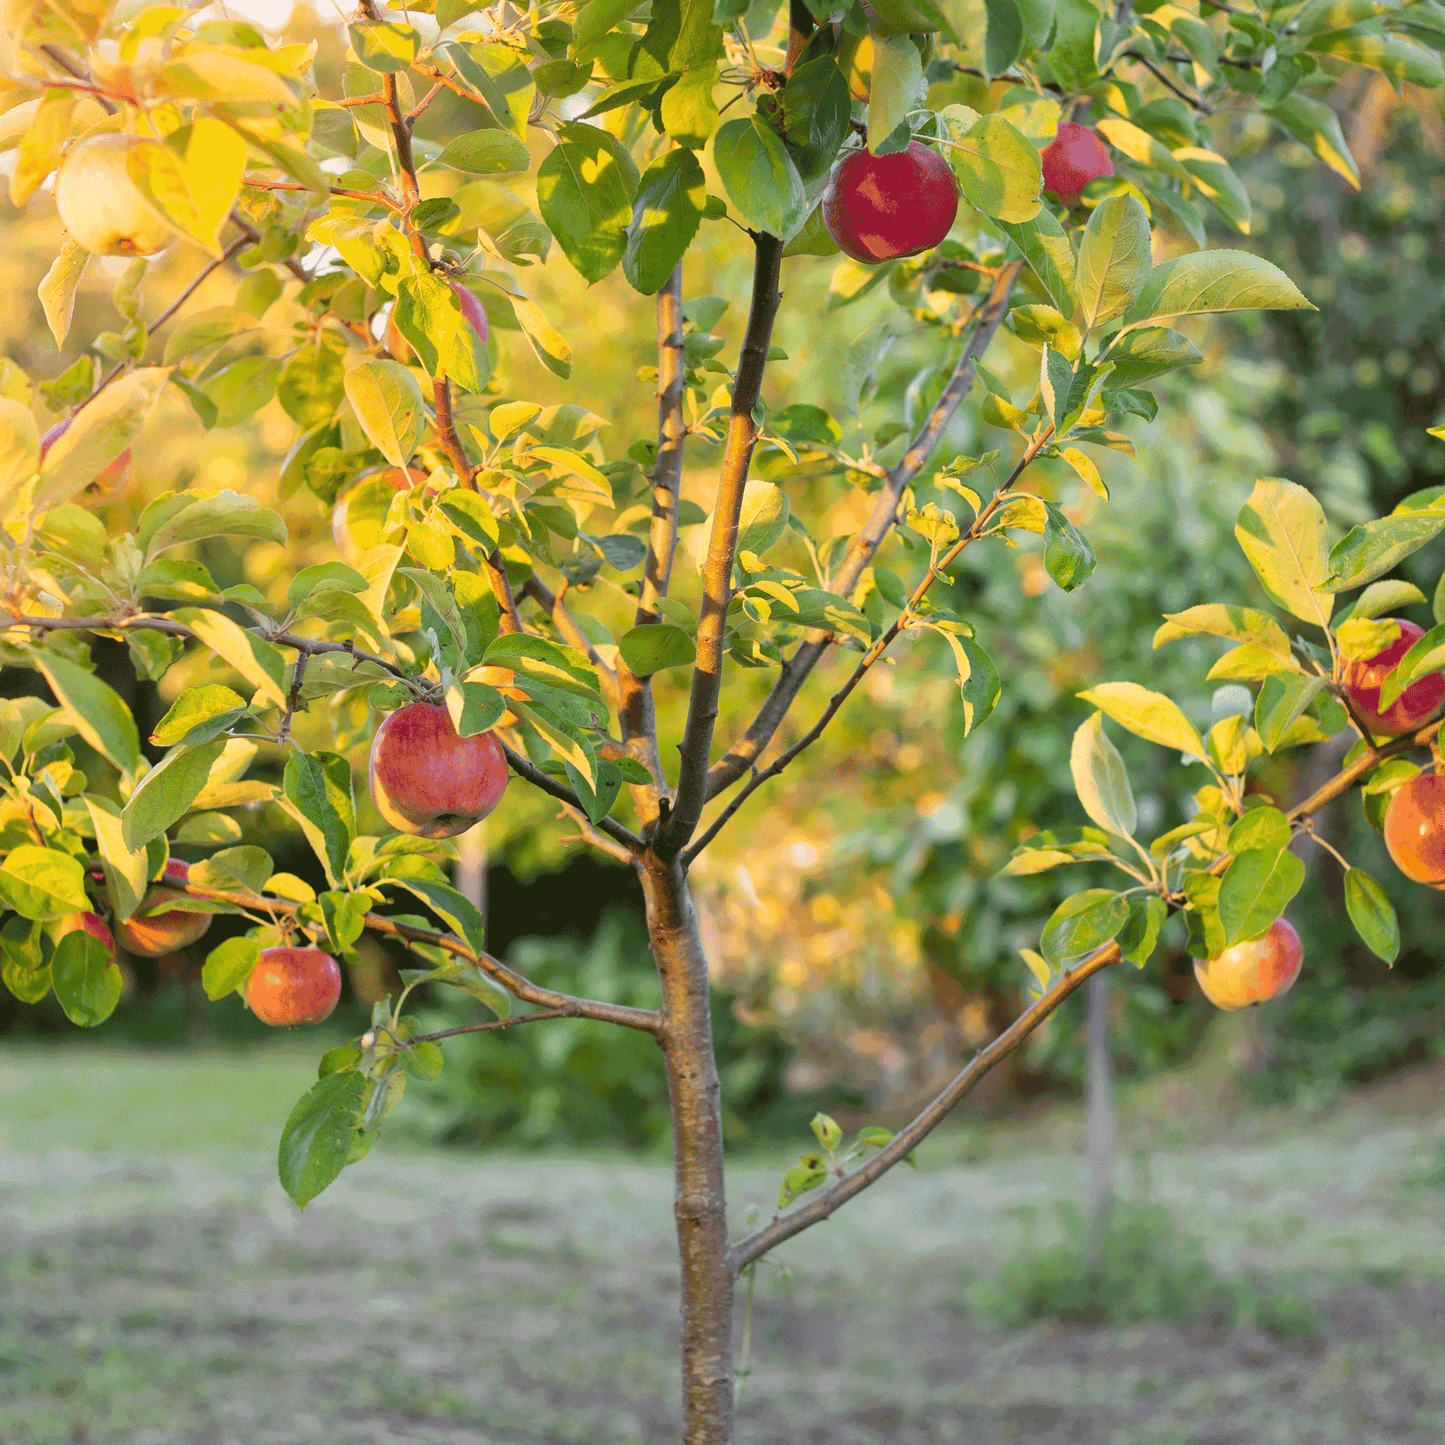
left=4, top=0, right=1445, bottom=1439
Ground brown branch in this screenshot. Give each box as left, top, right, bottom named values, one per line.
left=728, top=942, right=1122, bottom=1272
left=657, top=232, right=785, bottom=859
left=6, top=613, right=420, bottom=688
left=497, top=740, right=643, bottom=854
left=277, top=651, right=309, bottom=746
left=620, top=265, right=688, bottom=823
left=485, top=549, right=526, bottom=635
left=242, top=178, right=402, bottom=211
left=702, top=262, right=1022, bottom=802
left=409, top=1008, right=569, bottom=1041
left=1122, top=51, right=1214, bottom=113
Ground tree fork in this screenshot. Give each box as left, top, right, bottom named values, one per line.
left=643, top=850, right=735, bottom=1444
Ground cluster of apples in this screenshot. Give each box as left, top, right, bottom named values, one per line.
left=819, top=90, right=1114, bottom=265
left=62, top=862, right=343, bottom=1027
left=1194, top=619, right=1445, bottom=1011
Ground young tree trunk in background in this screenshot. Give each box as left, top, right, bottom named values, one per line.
left=642, top=851, right=735, bottom=1444
left=1085, top=971, right=1115, bottom=1262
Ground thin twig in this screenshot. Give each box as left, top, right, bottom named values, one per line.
left=684, top=420, right=1053, bottom=864
left=498, top=740, right=644, bottom=854
left=1123, top=51, right=1214, bottom=113
left=410, top=1009, right=568, bottom=1041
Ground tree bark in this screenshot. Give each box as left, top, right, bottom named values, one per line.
left=642, top=850, right=735, bottom=1444
left=1084, top=970, right=1115, bottom=1262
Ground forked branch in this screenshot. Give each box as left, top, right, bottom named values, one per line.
left=703, top=261, right=1023, bottom=800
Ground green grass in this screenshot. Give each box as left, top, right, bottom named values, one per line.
left=3, top=1042, right=1445, bottom=1444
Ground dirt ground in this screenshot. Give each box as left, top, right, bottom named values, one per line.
left=2, top=1044, right=1444, bottom=1445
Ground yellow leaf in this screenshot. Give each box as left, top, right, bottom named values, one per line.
left=10, top=89, right=74, bottom=207
left=39, top=238, right=90, bottom=348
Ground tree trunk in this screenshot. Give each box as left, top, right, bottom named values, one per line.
left=1084, top=970, right=1115, bottom=1262
left=641, top=850, right=735, bottom=1444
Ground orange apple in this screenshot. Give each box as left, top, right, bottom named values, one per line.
left=113, top=859, right=213, bottom=958
left=1384, top=772, right=1445, bottom=887
left=246, top=946, right=342, bottom=1026
left=368, top=700, right=509, bottom=838
left=1193, top=918, right=1302, bottom=1010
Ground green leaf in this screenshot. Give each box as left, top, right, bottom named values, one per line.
left=1323, top=507, right=1445, bottom=593
left=1070, top=711, right=1136, bottom=838
left=139, top=489, right=287, bottom=556
left=1218, top=846, right=1306, bottom=946
left=393, top=273, right=489, bottom=394
left=660, top=68, right=720, bottom=149
left=384, top=876, right=487, bottom=959
left=51, top=927, right=122, bottom=1027
left=445, top=680, right=506, bottom=738
left=778, top=1156, right=829, bottom=1207
left=1, top=917, right=52, bottom=1004
left=483, top=633, right=603, bottom=701
left=983, top=0, right=1026, bottom=77
left=283, top=751, right=356, bottom=890
left=999, top=209, right=1077, bottom=314
left=1348, top=579, right=1427, bottom=621
left=278, top=1071, right=367, bottom=1208
left=201, top=935, right=259, bottom=1000
left=1101, top=328, right=1203, bottom=388
left=83, top=795, right=149, bottom=924
left=1227, top=806, right=1291, bottom=854
left=276, top=330, right=348, bottom=428
left=1123, top=251, right=1313, bottom=328
left=1042, top=501, right=1096, bottom=591
left=1049, top=0, right=1101, bottom=89
left=503, top=288, right=573, bottom=380
left=178, top=609, right=289, bottom=709
left=618, top=623, right=697, bottom=676
left=26, top=648, right=142, bottom=783
left=701, top=479, right=789, bottom=561
left=344, top=359, right=427, bottom=468
left=868, top=35, right=922, bottom=156
left=1376, top=623, right=1445, bottom=711
left=1075, top=681, right=1205, bottom=757
left=1153, top=604, right=1292, bottom=656
left=191, top=845, right=273, bottom=893
left=710, top=115, right=807, bottom=240
left=36, top=367, right=167, bottom=513
left=1076, top=195, right=1151, bottom=331
left=448, top=42, right=536, bottom=137
left=287, top=562, right=370, bottom=612
left=403, top=1040, right=444, bottom=1080
left=536, top=122, right=639, bottom=283
left=623, top=148, right=707, bottom=295
left=1307, top=30, right=1443, bottom=88
left=811, top=1111, right=843, bottom=1151
left=1265, top=93, right=1359, bottom=190
left=435, top=129, right=531, bottom=175
left=1344, top=868, right=1399, bottom=965
left=946, top=111, right=1042, bottom=224
left=1234, top=478, right=1334, bottom=628
left=1040, top=888, right=1129, bottom=967
left=1254, top=674, right=1326, bottom=752
left=121, top=739, right=228, bottom=852
left=0, top=846, right=89, bottom=921
left=931, top=625, right=1000, bottom=734
left=203, top=355, right=283, bottom=429
left=1118, top=896, right=1167, bottom=967
left=349, top=21, right=420, bottom=71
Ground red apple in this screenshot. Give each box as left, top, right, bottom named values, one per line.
left=113, top=860, right=213, bottom=958
left=246, top=946, right=342, bottom=1026
left=1341, top=619, right=1445, bottom=738
left=1193, top=917, right=1302, bottom=1011
left=368, top=701, right=509, bottom=838
left=449, top=280, right=490, bottom=348
left=1384, top=772, right=1445, bottom=888
left=39, top=416, right=131, bottom=494
left=1041, top=123, right=1114, bottom=207
left=821, top=141, right=959, bottom=265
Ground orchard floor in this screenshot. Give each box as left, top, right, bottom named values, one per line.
left=3, top=1040, right=1445, bottom=1445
